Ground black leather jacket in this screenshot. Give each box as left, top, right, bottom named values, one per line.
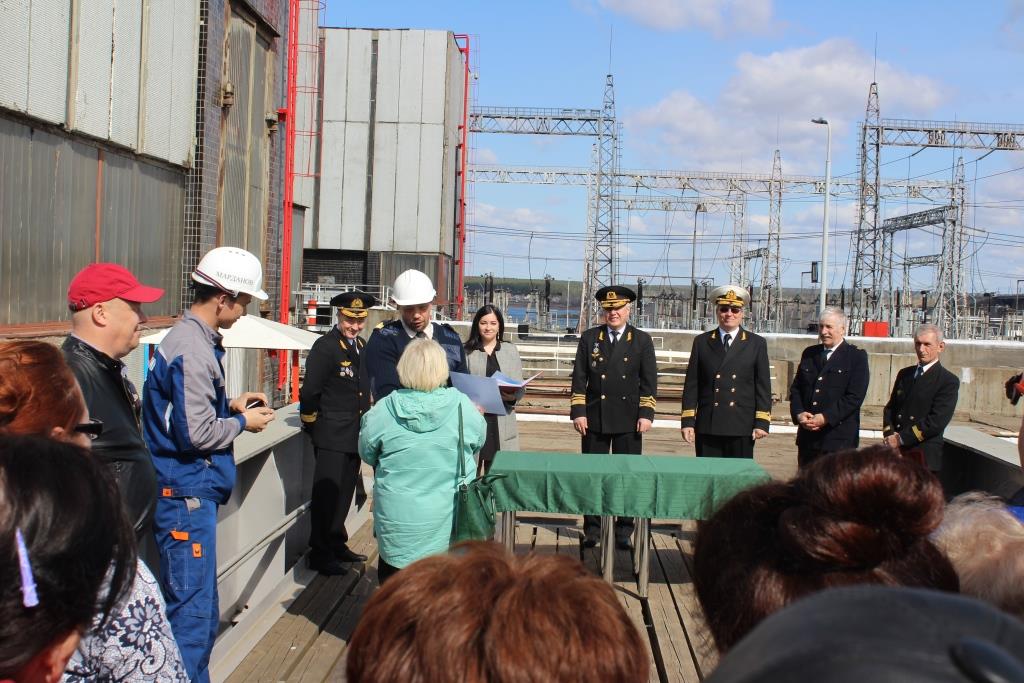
left=62, top=336, right=157, bottom=539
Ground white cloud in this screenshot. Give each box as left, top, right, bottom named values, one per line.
left=597, top=0, right=776, bottom=37
left=1003, top=0, right=1024, bottom=50
left=473, top=202, right=556, bottom=231
left=474, top=147, right=498, bottom=164
left=626, top=39, right=946, bottom=174
left=626, top=213, right=652, bottom=232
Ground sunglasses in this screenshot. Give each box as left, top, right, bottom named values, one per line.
left=73, top=417, right=104, bottom=441
left=718, top=305, right=742, bottom=314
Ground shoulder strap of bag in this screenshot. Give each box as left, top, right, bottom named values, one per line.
left=457, top=403, right=465, bottom=480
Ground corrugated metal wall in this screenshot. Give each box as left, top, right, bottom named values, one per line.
left=222, top=11, right=272, bottom=262
left=315, top=29, right=463, bottom=262
left=0, top=0, right=71, bottom=123
left=0, top=0, right=198, bottom=167
left=0, top=116, right=184, bottom=325
left=140, top=0, right=201, bottom=165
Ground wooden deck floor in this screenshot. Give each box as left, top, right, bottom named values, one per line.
left=227, top=512, right=717, bottom=683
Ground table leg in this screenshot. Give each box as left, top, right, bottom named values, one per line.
left=500, top=511, right=516, bottom=553
left=601, top=515, right=614, bottom=583
left=637, top=518, right=650, bottom=598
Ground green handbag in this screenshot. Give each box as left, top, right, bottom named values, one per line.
left=451, top=405, right=507, bottom=545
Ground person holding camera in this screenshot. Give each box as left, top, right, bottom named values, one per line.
left=299, top=291, right=376, bottom=575
left=142, top=247, right=276, bottom=683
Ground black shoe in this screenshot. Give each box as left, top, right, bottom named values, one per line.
left=615, top=538, right=633, bottom=551
left=309, top=556, right=348, bottom=576
left=582, top=532, right=599, bottom=548
left=335, top=546, right=368, bottom=563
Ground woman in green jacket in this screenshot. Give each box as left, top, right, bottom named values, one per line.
left=359, top=338, right=486, bottom=583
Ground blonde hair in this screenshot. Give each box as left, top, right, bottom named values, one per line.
left=397, top=338, right=450, bottom=392
left=932, top=491, right=1024, bottom=618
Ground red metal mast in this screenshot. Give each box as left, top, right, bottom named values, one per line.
left=453, top=35, right=471, bottom=320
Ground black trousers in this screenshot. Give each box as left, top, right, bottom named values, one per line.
left=308, top=448, right=361, bottom=561
left=797, top=444, right=824, bottom=469
left=377, top=558, right=400, bottom=585
left=581, top=430, right=639, bottom=541
left=695, top=433, right=754, bottom=458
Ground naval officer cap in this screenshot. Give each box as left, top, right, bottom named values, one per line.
left=595, top=285, right=636, bottom=310
left=710, top=284, right=750, bottom=309
left=330, top=291, right=377, bottom=319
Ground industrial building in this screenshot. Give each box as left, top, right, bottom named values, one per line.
left=300, top=28, right=470, bottom=317
left=0, top=0, right=293, bottom=395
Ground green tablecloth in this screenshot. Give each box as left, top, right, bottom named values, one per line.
left=489, top=451, right=770, bottom=520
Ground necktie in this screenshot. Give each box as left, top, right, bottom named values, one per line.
left=350, top=338, right=358, bottom=355
left=610, top=329, right=619, bottom=347
left=822, top=347, right=832, bottom=363
left=415, top=331, right=426, bottom=339
left=914, top=364, right=924, bottom=379
left=723, top=333, right=731, bottom=350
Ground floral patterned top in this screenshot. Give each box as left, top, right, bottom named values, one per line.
left=63, top=559, right=188, bottom=682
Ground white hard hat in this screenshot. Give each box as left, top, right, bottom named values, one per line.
left=192, top=247, right=269, bottom=300
left=391, top=269, right=436, bottom=306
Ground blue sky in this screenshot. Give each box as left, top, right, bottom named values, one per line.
left=329, top=1, right=1024, bottom=295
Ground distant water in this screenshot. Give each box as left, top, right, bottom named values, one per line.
left=502, top=305, right=579, bottom=332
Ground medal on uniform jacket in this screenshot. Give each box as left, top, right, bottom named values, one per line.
left=340, top=360, right=353, bottom=377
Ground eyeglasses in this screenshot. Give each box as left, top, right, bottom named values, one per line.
left=718, top=305, right=742, bottom=314
left=73, top=418, right=104, bottom=441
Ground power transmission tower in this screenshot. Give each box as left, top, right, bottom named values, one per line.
left=853, top=82, right=1023, bottom=337
left=852, top=82, right=882, bottom=332
left=468, top=76, right=620, bottom=331
left=757, top=149, right=783, bottom=330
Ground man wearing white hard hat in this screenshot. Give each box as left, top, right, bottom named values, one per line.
left=680, top=285, right=771, bottom=458
left=142, top=246, right=276, bottom=682
left=364, top=269, right=468, bottom=399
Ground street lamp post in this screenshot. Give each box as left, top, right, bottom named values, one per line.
left=812, top=118, right=831, bottom=313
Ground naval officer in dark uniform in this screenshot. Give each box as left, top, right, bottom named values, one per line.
left=364, top=269, right=468, bottom=400
left=680, top=285, right=771, bottom=457
left=789, top=306, right=870, bottom=468
left=883, top=323, right=960, bottom=472
left=300, top=291, right=376, bottom=575
left=570, top=285, right=658, bottom=549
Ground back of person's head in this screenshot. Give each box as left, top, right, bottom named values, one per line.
left=0, top=341, right=83, bottom=438
left=0, top=435, right=136, bottom=682
left=694, top=444, right=958, bottom=652
left=396, top=338, right=450, bottom=392
left=932, top=491, right=1024, bottom=619
left=706, top=585, right=1024, bottom=683
left=347, top=541, right=649, bottom=683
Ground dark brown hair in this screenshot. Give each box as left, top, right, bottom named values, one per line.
left=694, top=444, right=959, bottom=653
left=0, top=341, right=83, bottom=438
left=0, top=435, right=136, bottom=677
left=347, top=541, right=649, bottom=683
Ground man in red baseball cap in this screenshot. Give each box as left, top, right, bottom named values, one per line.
left=62, top=263, right=165, bottom=552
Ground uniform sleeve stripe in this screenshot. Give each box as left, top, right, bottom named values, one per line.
left=300, top=413, right=318, bottom=423
left=912, top=425, right=924, bottom=441
left=755, top=411, right=771, bottom=421
left=680, top=409, right=696, bottom=418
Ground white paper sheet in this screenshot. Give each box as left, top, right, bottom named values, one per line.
left=450, top=371, right=508, bottom=415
